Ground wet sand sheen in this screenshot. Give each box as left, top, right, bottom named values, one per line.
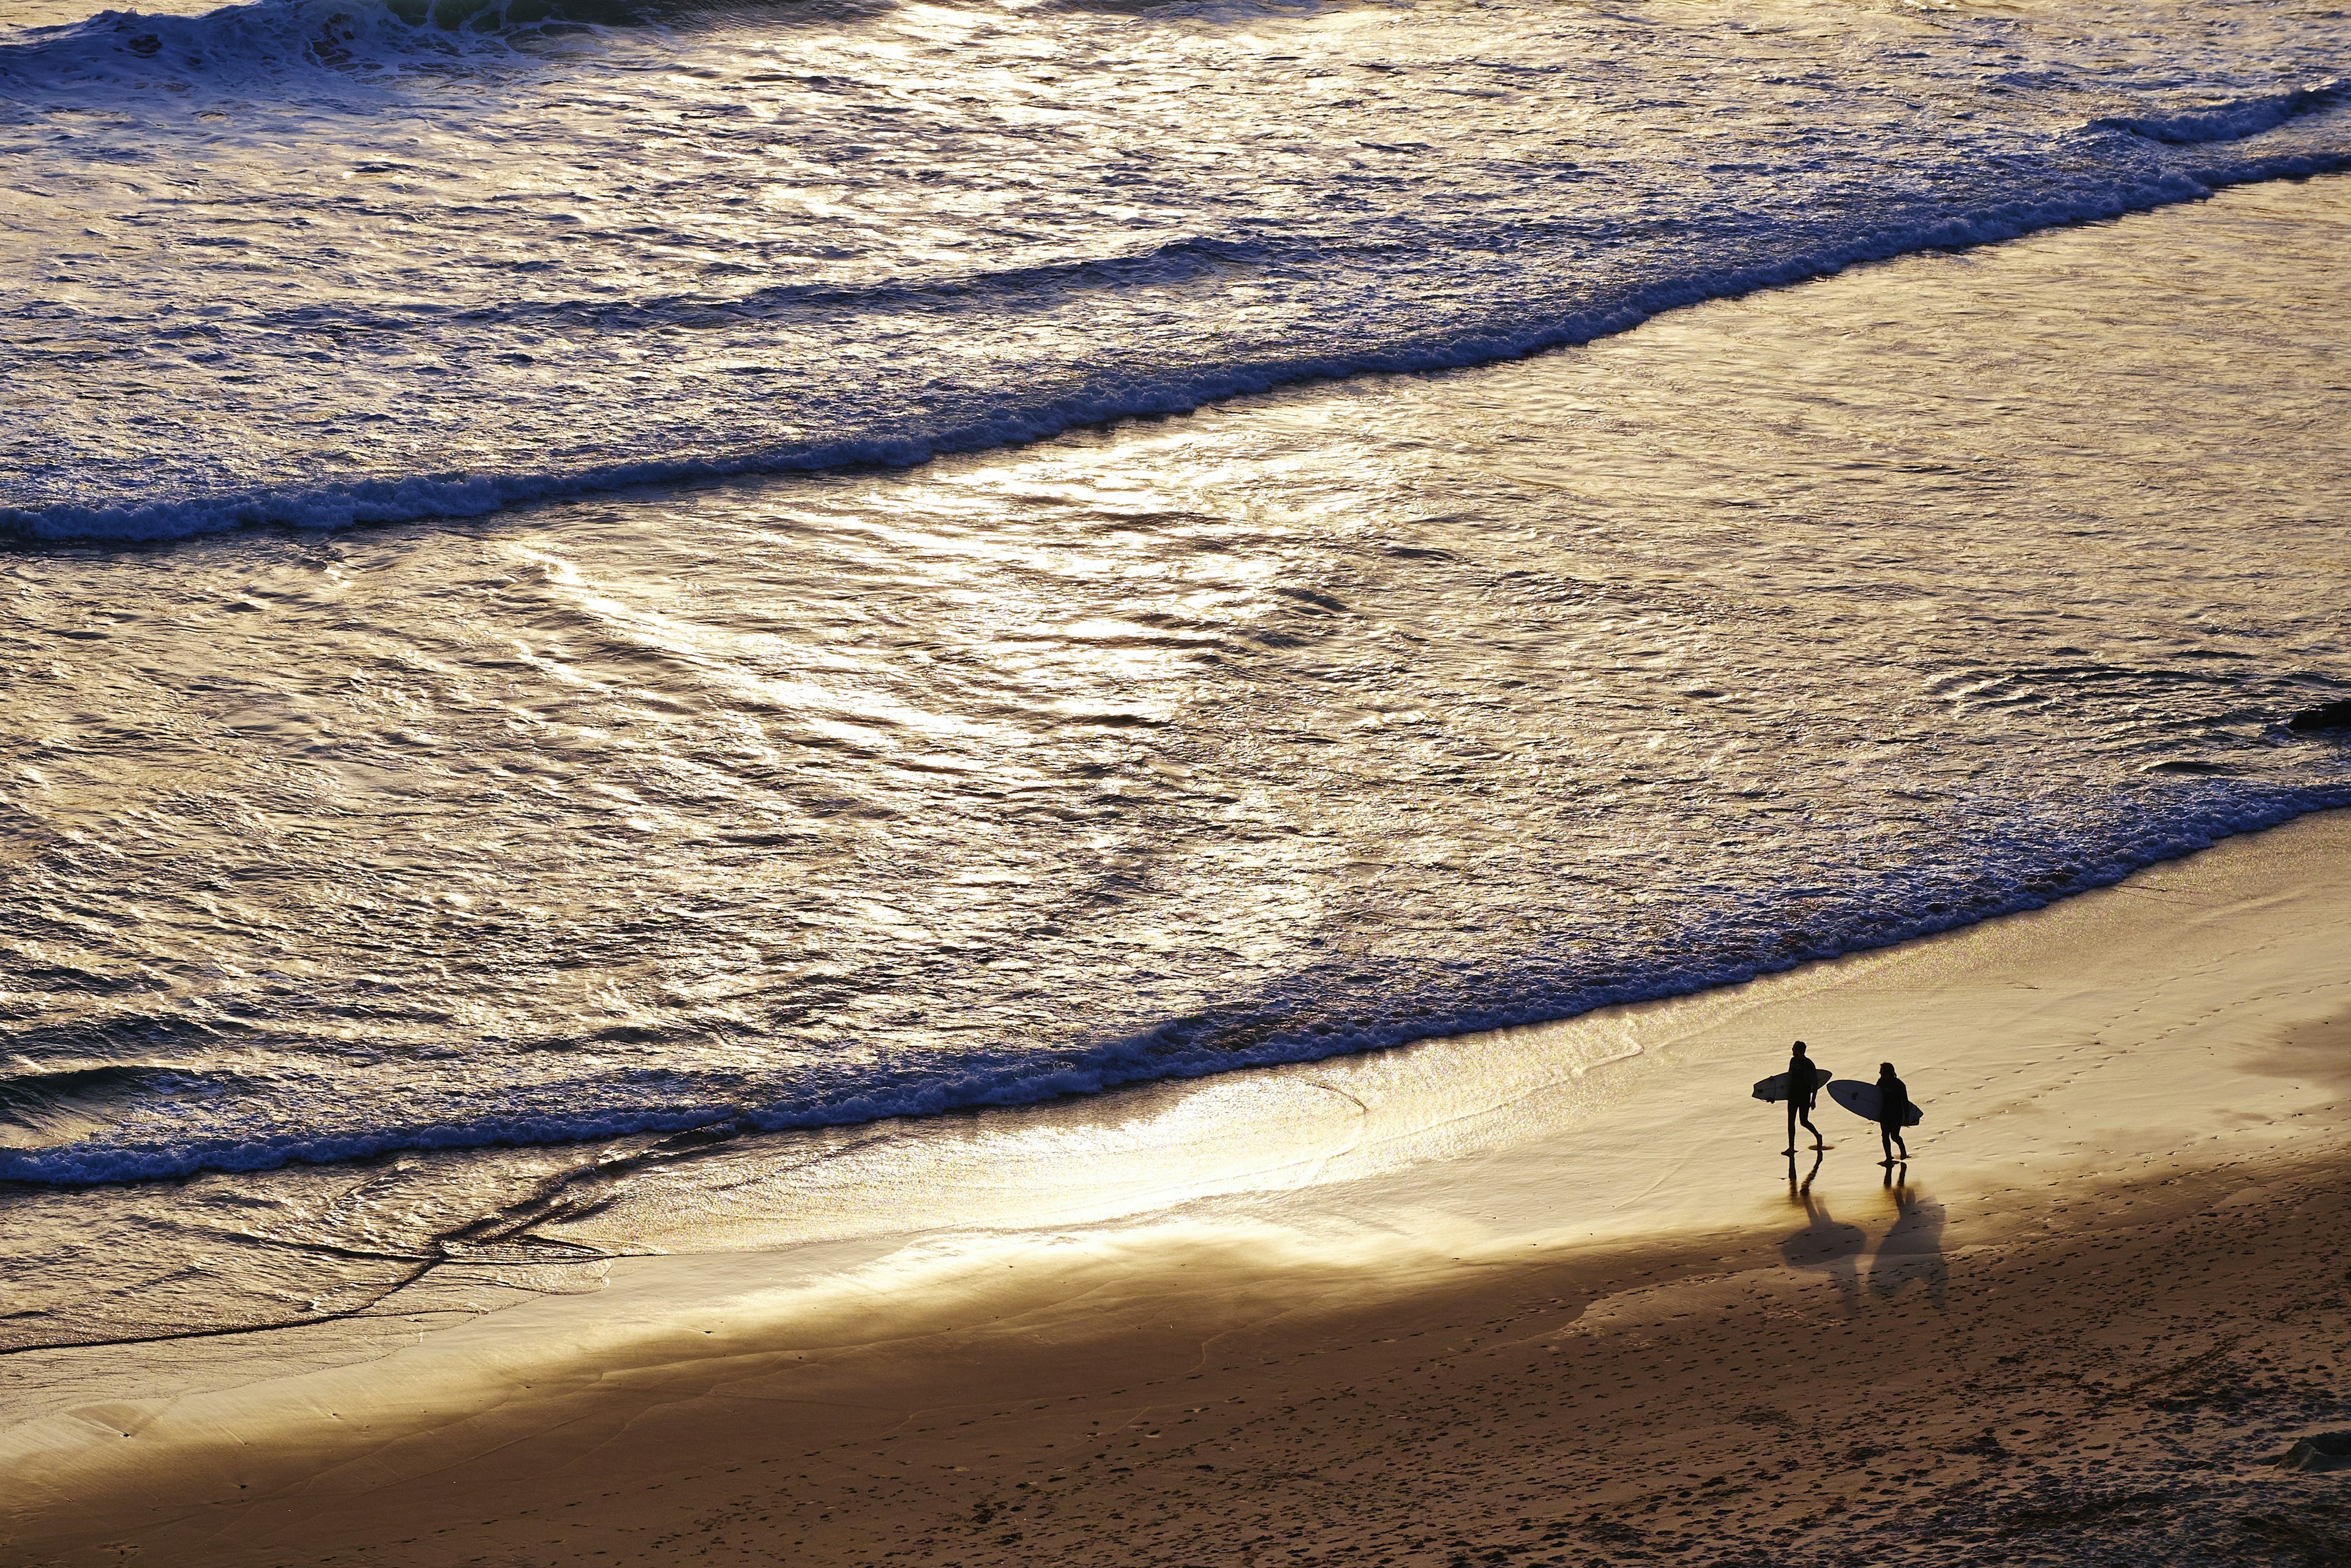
left=6, top=173, right=2351, bottom=1564
left=6, top=808, right=2348, bottom=1566
left=6, top=171, right=2348, bottom=1215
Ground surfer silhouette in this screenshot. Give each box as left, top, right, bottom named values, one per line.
left=1875, top=1061, right=1911, bottom=1166
left=1783, top=1040, right=1823, bottom=1157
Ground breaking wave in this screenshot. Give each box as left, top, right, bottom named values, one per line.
left=7, top=138, right=2349, bottom=546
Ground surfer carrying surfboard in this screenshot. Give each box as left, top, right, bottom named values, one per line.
left=1875, top=1062, right=1911, bottom=1166
left=1783, top=1040, right=1824, bottom=1156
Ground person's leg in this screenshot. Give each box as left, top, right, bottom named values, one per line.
left=1803, top=1105, right=1822, bottom=1148
left=1785, top=1100, right=1797, bottom=1156
left=1879, top=1125, right=1894, bottom=1165
left=1893, top=1126, right=1908, bottom=1161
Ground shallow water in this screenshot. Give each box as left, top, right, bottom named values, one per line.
left=1, top=0, right=2348, bottom=1352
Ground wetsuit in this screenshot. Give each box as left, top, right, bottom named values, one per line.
left=1785, top=1051, right=1821, bottom=1152
left=1876, top=1070, right=1910, bottom=1163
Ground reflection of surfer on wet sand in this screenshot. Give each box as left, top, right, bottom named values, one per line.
left=1869, top=1180, right=1948, bottom=1309
left=1779, top=1190, right=1866, bottom=1315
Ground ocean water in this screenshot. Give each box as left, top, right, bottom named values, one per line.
left=4, top=0, right=2349, bottom=540
left=1, top=0, right=2348, bottom=1352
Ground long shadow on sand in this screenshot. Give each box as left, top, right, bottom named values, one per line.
left=1779, top=1188, right=1869, bottom=1315
left=1867, top=1179, right=1948, bottom=1309
left=1777, top=1168, right=1950, bottom=1316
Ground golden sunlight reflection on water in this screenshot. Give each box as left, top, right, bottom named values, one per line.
left=1, top=177, right=2347, bottom=1354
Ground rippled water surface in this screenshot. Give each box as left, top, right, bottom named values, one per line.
left=2, top=0, right=2347, bottom=535
left=0, top=0, right=2347, bottom=1352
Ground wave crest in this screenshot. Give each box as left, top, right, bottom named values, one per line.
left=0, top=1064, right=208, bottom=1151
left=0, top=0, right=645, bottom=97
left=2091, top=80, right=2349, bottom=146
left=10, top=146, right=2351, bottom=547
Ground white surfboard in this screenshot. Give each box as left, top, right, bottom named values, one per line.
left=1828, top=1078, right=1922, bottom=1127
left=1752, top=1067, right=1832, bottom=1103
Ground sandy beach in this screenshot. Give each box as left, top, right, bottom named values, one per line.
left=6, top=807, right=2348, bottom=1566
left=6, top=0, right=2351, bottom=1561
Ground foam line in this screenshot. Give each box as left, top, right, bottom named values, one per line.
left=3, top=786, right=2342, bottom=1187
left=2090, top=80, right=2349, bottom=145
left=7, top=145, right=2348, bottom=549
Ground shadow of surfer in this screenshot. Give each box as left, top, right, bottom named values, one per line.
left=1787, top=1145, right=1823, bottom=1196
left=1868, top=1178, right=1948, bottom=1310
left=1779, top=1190, right=1867, bottom=1316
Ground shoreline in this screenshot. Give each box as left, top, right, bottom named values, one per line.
left=12, top=791, right=2344, bottom=1197
left=6, top=16, right=2351, bottom=1567
left=13, top=170, right=2351, bottom=1205
left=10, top=164, right=2351, bottom=1368
left=7, top=806, right=2350, bottom=1565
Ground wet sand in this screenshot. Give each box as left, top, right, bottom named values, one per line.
left=6, top=809, right=2349, bottom=1566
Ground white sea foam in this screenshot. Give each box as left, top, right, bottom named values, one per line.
left=5, top=150, right=2347, bottom=547
left=0, top=0, right=2347, bottom=1305
left=4, top=0, right=2347, bottom=543
left=0, top=0, right=629, bottom=96
left=2091, top=80, right=2349, bottom=144
left=4, top=783, right=2344, bottom=1190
